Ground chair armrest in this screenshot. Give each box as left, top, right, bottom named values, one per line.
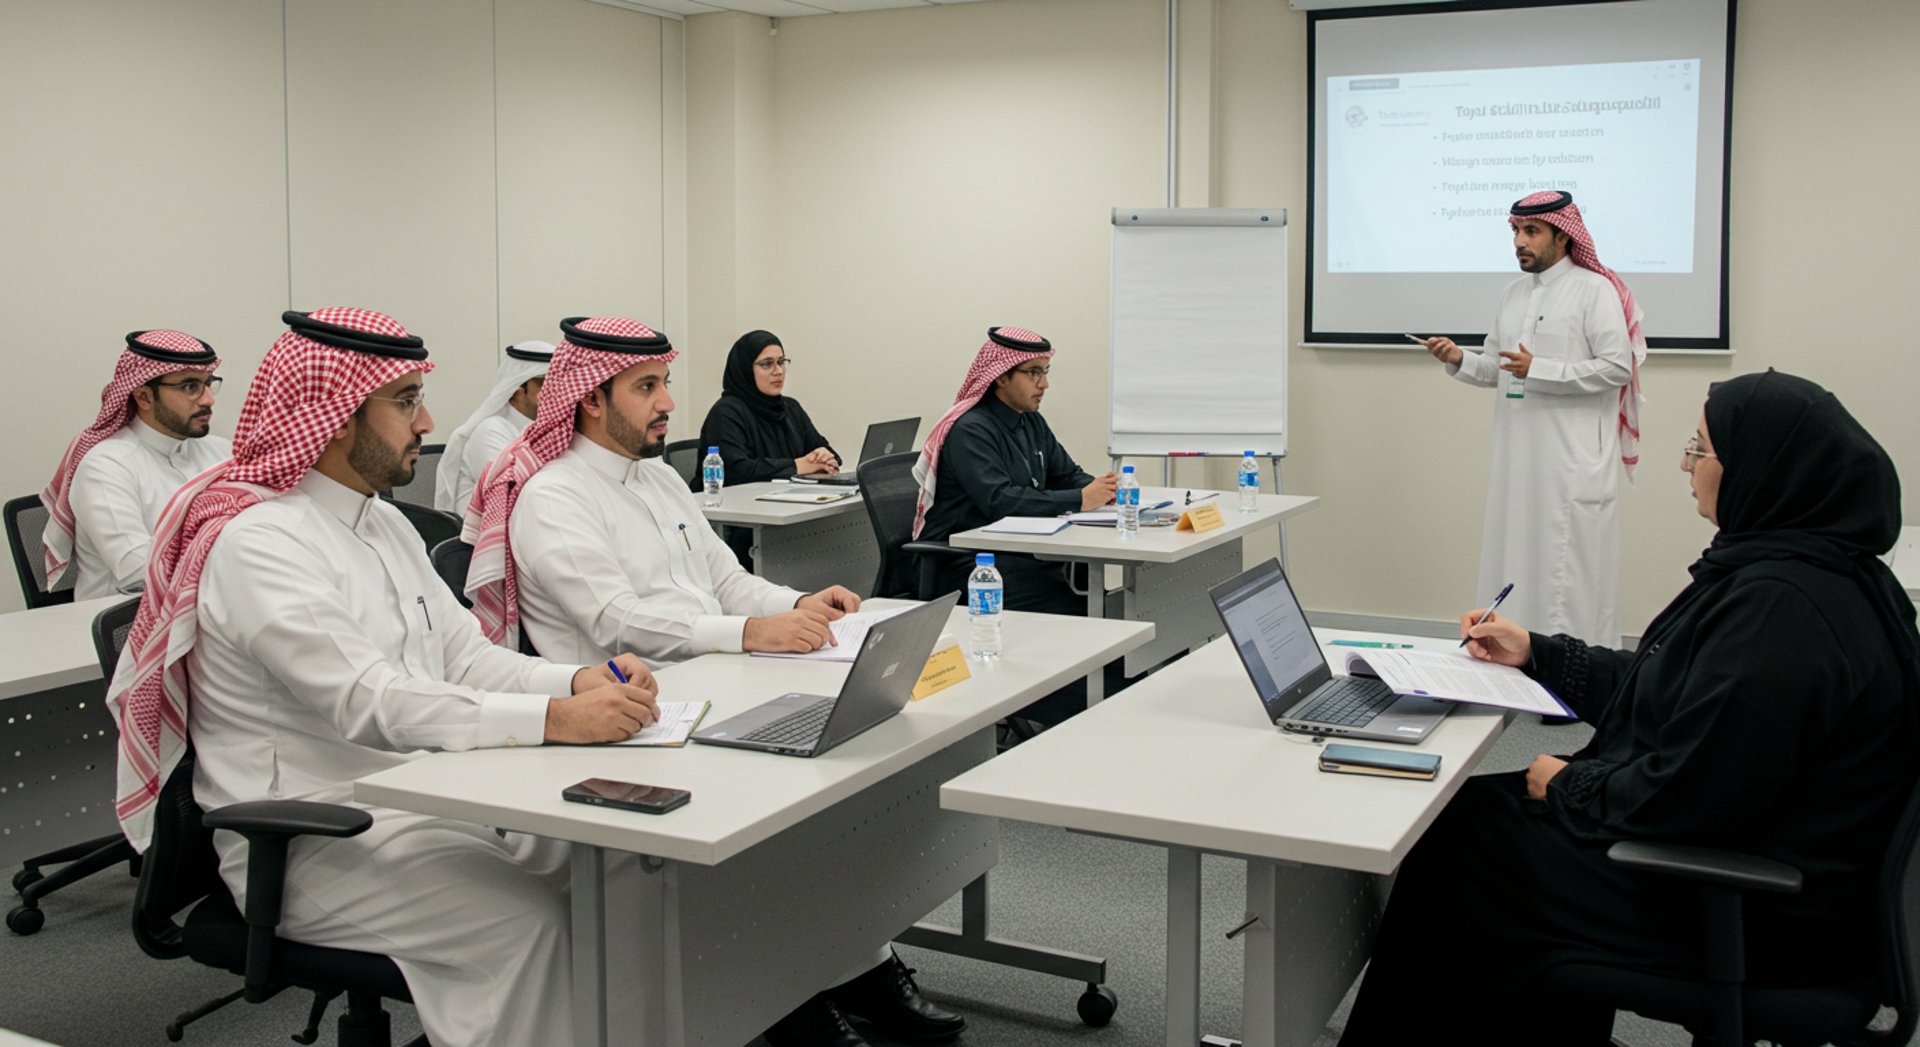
left=901, top=540, right=975, bottom=562
left=203, top=801, right=374, bottom=840
left=1606, top=840, right=1803, bottom=895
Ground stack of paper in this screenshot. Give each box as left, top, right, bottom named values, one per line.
left=1341, top=650, right=1573, bottom=718
left=981, top=516, right=1070, bottom=536
left=611, top=701, right=711, bottom=747
left=752, top=605, right=916, bottom=663
left=756, top=488, right=858, bottom=504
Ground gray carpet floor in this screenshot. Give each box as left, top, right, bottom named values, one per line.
left=0, top=716, right=1887, bottom=1045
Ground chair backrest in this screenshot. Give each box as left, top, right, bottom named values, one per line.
left=92, top=597, right=142, bottom=680
left=390, top=499, right=463, bottom=552
left=430, top=538, right=473, bottom=608
left=4, top=493, right=76, bottom=609
left=857, top=452, right=923, bottom=599
left=664, top=438, right=702, bottom=490
left=386, top=444, right=444, bottom=506
left=131, top=747, right=221, bottom=961
left=1873, top=774, right=1920, bottom=1043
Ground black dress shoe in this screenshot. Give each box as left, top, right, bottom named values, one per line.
left=829, top=951, right=966, bottom=1042
left=763, top=994, right=868, bottom=1047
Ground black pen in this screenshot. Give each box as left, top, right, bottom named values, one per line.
left=1460, top=583, right=1514, bottom=647
left=677, top=522, right=692, bottom=550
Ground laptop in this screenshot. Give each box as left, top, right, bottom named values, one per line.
left=800, top=417, right=920, bottom=486
left=1209, top=560, right=1452, bottom=744
left=691, top=594, right=956, bottom=757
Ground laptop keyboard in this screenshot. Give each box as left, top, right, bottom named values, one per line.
left=740, top=697, right=837, bottom=746
left=1295, top=677, right=1398, bottom=727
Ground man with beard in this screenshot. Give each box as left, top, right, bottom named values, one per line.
left=1414, top=190, right=1642, bottom=648
left=106, top=308, right=661, bottom=1047
left=466, top=317, right=962, bottom=1046
left=42, top=330, right=233, bottom=598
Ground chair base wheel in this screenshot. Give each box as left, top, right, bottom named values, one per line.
left=6, top=904, right=44, bottom=935
left=1077, top=983, right=1117, bottom=1027
left=11, top=868, right=41, bottom=893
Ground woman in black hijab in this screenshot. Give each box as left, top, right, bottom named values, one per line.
left=1340, top=370, right=1920, bottom=1046
left=696, top=330, right=841, bottom=487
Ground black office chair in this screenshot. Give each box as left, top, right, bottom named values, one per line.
left=1541, top=778, right=1920, bottom=1047
left=133, top=745, right=424, bottom=1046
left=386, top=444, right=444, bottom=507
left=388, top=501, right=462, bottom=554
left=856, top=452, right=973, bottom=601
left=664, top=438, right=702, bottom=490
left=429, top=539, right=473, bottom=609
left=4, top=493, right=76, bottom=609
left=6, top=598, right=144, bottom=936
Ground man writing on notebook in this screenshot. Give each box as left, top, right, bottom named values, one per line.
left=466, top=321, right=965, bottom=1043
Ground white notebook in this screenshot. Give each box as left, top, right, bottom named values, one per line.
left=751, top=606, right=915, bottom=663
left=981, top=516, right=1070, bottom=535
left=611, top=701, right=711, bottom=747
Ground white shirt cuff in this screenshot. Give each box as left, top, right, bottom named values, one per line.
left=476, top=692, right=553, bottom=749
left=526, top=661, right=584, bottom=700
left=766, top=588, right=806, bottom=616
left=693, top=614, right=750, bottom=654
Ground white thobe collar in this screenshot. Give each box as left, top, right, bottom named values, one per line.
left=501, top=404, right=535, bottom=432
left=296, top=470, right=379, bottom=534
left=1532, top=254, right=1575, bottom=290
left=567, top=433, right=646, bottom=485
left=129, top=417, right=201, bottom=467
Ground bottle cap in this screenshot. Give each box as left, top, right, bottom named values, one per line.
left=976, top=553, right=995, bottom=566
left=1121, top=465, right=1135, bottom=474
left=1245, top=450, right=1255, bottom=456
left=706, top=446, right=719, bottom=454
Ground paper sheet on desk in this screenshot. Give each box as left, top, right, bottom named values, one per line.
left=755, top=488, right=857, bottom=504
left=982, top=516, right=1070, bottom=535
left=1342, top=650, right=1574, bottom=718
left=750, top=606, right=916, bottom=663
left=610, top=701, right=710, bottom=746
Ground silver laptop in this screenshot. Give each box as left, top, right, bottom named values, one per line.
left=691, top=595, right=955, bottom=757
left=801, top=417, right=919, bottom=486
left=1209, top=560, right=1452, bottom=744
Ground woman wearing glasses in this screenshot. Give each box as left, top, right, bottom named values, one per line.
left=1340, top=370, right=1920, bottom=1045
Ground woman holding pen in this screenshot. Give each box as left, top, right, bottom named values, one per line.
left=1340, top=371, right=1920, bottom=1045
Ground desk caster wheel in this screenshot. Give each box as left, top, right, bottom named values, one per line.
left=7, top=904, right=45, bottom=936
left=12, top=868, right=42, bottom=893
left=1077, top=984, right=1117, bottom=1027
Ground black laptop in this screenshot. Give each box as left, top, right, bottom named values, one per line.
left=691, top=595, right=955, bottom=757
left=798, top=417, right=919, bottom=487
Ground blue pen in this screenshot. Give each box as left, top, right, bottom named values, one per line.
left=605, top=659, right=628, bottom=684
left=1460, top=583, right=1515, bottom=647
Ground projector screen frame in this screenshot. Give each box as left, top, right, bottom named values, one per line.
left=1304, top=0, right=1738, bottom=352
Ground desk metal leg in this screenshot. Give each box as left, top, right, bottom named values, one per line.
left=1085, top=557, right=1108, bottom=707
left=1167, top=847, right=1201, bottom=1047
left=1242, top=859, right=1381, bottom=1047
left=571, top=846, right=608, bottom=1047
left=899, top=871, right=1114, bottom=1023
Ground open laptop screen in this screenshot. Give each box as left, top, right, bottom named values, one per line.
left=1211, top=561, right=1333, bottom=720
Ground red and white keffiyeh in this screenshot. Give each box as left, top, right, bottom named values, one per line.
left=1509, top=190, right=1648, bottom=477
left=910, top=326, right=1054, bottom=538
left=105, top=308, right=431, bottom=851
left=41, top=331, right=221, bottom=586
left=462, top=317, right=677, bottom=647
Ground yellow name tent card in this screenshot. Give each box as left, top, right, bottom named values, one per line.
left=912, top=645, right=971, bottom=701
left=1176, top=503, right=1225, bottom=533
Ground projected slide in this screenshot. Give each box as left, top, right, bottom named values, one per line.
left=1326, top=59, right=1701, bottom=275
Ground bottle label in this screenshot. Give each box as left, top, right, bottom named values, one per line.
left=969, top=587, right=1002, bottom=615
left=705, top=466, right=721, bottom=483
left=1120, top=487, right=1138, bottom=507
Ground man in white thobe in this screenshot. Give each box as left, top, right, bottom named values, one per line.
left=1419, top=190, right=1646, bottom=647
left=42, top=330, right=232, bottom=598
left=432, top=339, right=551, bottom=514
left=107, top=307, right=660, bottom=1047
left=466, top=316, right=965, bottom=1046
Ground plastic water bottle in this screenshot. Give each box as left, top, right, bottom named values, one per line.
left=1238, top=451, right=1261, bottom=513
left=1116, top=465, right=1140, bottom=538
left=701, top=446, right=724, bottom=507
left=967, top=553, right=1003, bottom=660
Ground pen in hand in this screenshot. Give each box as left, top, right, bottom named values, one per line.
left=1460, top=583, right=1514, bottom=647
left=605, top=660, right=628, bottom=684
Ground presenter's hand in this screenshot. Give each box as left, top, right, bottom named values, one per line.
left=1421, top=336, right=1464, bottom=367
left=743, top=608, right=835, bottom=654
left=1460, top=609, right=1530, bottom=667
left=1525, top=755, right=1569, bottom=800
left=1081, top=473, right=1119, bottom=510
left=545, top=684, right=659, bottom=744
left=795, top=449, right=840, bottom=476
left=796, top=585, right=860, bottom=620
left=1498, top=343, right=1534, bottom=378
left=572, top=654, right=659, bottom=701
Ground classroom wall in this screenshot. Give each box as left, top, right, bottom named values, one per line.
left=696, top=0, right=1920, bottom=635
left=0, top=0, right=682, bottom=614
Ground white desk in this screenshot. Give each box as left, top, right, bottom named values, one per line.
left=948, top=491, right=1319, bottom=699
left=0, top=596, right=130, bottom=870
left=356, top=605, right=1154, bottom=1047
left=942, top=627, right=1509, bottom=1047
left=700, top=481, right=879, bottom=596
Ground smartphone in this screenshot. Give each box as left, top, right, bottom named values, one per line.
left=561, top=778, right=691, bottom=815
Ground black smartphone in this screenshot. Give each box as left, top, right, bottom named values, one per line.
left=561, top=778, right=691, bottom=815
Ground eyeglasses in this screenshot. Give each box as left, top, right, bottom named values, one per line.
left=1682, top=434, right=1717, bottom=462
left=152, top=376, right=223, bottom=398
left=1011, top=367, right=1051, bottom=380
left=366, top=391, right=429, bottom=421
left=752, top=357, right=792, bottom=372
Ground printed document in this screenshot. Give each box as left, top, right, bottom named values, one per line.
left=611, top=701, right=711, bottom=747
left=1342, top=650, right=1573, bottom=717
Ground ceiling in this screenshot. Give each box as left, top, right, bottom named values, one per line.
left=588, top=0, right=988, bottom=19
